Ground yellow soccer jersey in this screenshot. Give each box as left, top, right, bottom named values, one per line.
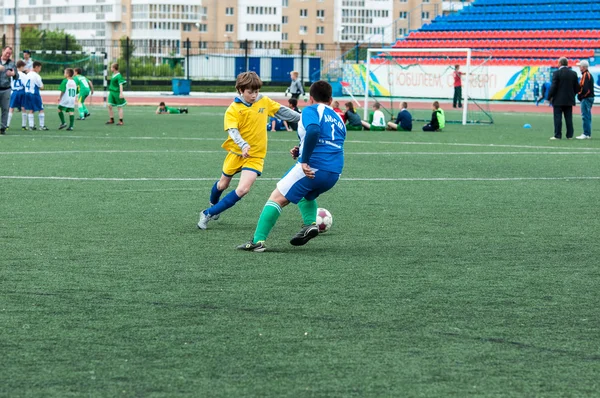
left=222, top=95, right=281, bottom=159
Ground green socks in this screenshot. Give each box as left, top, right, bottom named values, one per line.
left=298, top=198, right=317, bottom=225
left=69, top=115, right=74, bottom=128
left=58, top=111, right=65, bottom=124
left=253, top=200, right=282, bottom=243
left=80, top=104, right=88, bottom=118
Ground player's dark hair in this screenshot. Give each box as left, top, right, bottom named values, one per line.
left=288, top=98, right=298, bottom=107
left=373, top=102, right=381, bottom=109
left=433, top=101, right=440, bottom=109
left=65, top=68, right=74, bottom=77
left=32, top=61, right=42, bottom=68
left=309, top=80, right=332, bottom=103
left=402, top=102, right=408, bottom=109
left=74, top=67, right=83, bottom=74
left=112, top=63, right=119, bottom=71
left=15, top=60, right=25, bottom=68
left=159, top=102, right=165, bottom=106
left=455, top=64, right=460, bottom=69
left=235, top=71, right=262, bottom=92
left=345, top=102, right=355, bottom=113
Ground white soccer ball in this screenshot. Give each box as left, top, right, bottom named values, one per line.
left=316, top=208, right=333, bottom=233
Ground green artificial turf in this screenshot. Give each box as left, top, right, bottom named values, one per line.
left=1, top=105, right=599, bottom=397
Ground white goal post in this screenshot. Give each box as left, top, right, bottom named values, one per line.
left=365, top=48, right=473, bottom=125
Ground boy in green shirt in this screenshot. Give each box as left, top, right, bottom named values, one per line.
left=106, top=63, right=126, bottom=125
left=155, top=102, right=188, bottom=114
left=73, top=68, right=94, bottom=120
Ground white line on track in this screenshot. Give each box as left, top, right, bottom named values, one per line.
left=1, top=150, right=599, bottom=156
left=1, top=176, right=599, bottom=182
left=5, top=134, right=600, bottom=151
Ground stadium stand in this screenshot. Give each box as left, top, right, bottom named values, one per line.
left=390, top=0, right=600, bottom=66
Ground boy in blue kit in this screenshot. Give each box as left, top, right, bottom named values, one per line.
left=238, top=80, right=346, bottom=252
left=24, top=61, right=48, bottom=130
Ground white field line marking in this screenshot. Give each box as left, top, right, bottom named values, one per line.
left=1, top=176, right=599, bottom=182
left=1, top=150, right=600, bottom=156
left=6, top=134, right=600, bottom=151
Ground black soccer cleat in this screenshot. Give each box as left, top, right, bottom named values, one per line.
left=40, top=126, right=49, bottom=131
left=289, top=224, right=319, bottom=246
left=58, top=123, right=67, bottom=130
left=236, top=240, right=266, bottom=252
left=66, top=127, right=74, bottom=131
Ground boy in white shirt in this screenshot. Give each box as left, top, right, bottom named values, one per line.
left=57, top=68, right=78, bottom=131
left=24, top=61, right=48, bottom=130
left=361, top=102, right=386, bottom=131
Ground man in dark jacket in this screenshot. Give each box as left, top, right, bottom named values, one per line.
left=0, top=46, right=16, bottom=135
left=576, top=60, right=594, bottom=139
left=548, top=57, right=580, bottom=140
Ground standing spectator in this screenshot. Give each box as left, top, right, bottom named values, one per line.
left=548, top=57, right=580, bottom=140
left=576, top=60, right=594, bottom=140
left=286, top=71, right=304, bottom=99
left=387, top=101, right=413, bottom=131
left=0, top=46, right=16, bottom=135
left=423, top=101, right=445, bottom=132
left=453, top=64, right=464, bottom=108
left=22, top=50, right=33, bottom=73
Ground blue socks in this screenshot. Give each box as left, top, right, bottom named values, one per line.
left=205, top=190, right=241, bottom=216
left=210, top=181, right=224, bottom=205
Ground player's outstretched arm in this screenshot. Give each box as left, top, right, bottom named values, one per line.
left=274, top=106, right=301, bottom=123
left=88, top=79, right=95, bottom=94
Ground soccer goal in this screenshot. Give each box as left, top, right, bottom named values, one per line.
left=357, top=48, right=493, bottom=125
left=30, top=50, right=109, bottom=106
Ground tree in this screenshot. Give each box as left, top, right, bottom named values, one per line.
left=119, top=36, right=136, bottom=60
left=21, top=27, right=82, bottom=52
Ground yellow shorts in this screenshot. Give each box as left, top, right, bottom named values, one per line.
left=222, top=152, right=264, bottom=177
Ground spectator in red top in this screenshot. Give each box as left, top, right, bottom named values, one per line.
left=332, top=100, right=346, bottom=122
left=453, top=64, right=464, bottom=108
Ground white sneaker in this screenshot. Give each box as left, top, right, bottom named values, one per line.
left=576, top=134, right=591, bottom=140
left=550, top=136, right=561, bottom=140
left=197, top=210, right=211, bottom=230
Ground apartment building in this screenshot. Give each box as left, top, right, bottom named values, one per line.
left=0, top=0, right=469, bottom=54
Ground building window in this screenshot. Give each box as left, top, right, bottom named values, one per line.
left=198, top=23, right=207, bottom=32
left=282, top=16, right=288, bottom=24
left=226, top=7, right=234, bottom=16
left=225, top=41, right=234, bottom=49
left=316, top=10, right=325, bottom=18
left=282, top=0, right=288, bottom=7
left=199, top=41, right=207, bottom=49
left=225, top=24, right=234, bottom=32
left=422, top=11, right=430, bottom=19
left=282, top=33, right=288, bottom=40
left=316, top=43, right=324, bottom=51
left=299, top=26, right=307, bottom=35
left=300, top=9, right=307, bottom=18
left=399, top=11, right=407, bottom=19
left=317, top=26, right=324, bottom=35
left=122, top=23, right=126, bottom=31
left=183, top=23, right=191, bottom=31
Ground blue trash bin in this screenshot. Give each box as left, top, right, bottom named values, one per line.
left=172, top=79, right=191, bottom=95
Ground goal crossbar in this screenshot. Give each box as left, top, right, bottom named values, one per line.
left=30, top=50, right=109, bottom=107
left=365, top=48, right=473, bottom=125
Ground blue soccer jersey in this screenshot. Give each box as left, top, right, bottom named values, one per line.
left=297, top=104, right=346, bottom=174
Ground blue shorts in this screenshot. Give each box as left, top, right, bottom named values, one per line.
left=9, top=90, right=25, bottom=109
left=277, top=163, right=340, bottom=204
left=24, top=94, right=44, bottom=112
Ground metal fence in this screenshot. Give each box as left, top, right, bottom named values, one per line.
left=2, top=34, right=376, bottom=88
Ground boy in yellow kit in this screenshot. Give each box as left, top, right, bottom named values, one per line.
left=198, top=72, right=301, bottom=229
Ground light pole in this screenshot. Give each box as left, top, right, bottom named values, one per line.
left=14, top=0, right=20, bottom=55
